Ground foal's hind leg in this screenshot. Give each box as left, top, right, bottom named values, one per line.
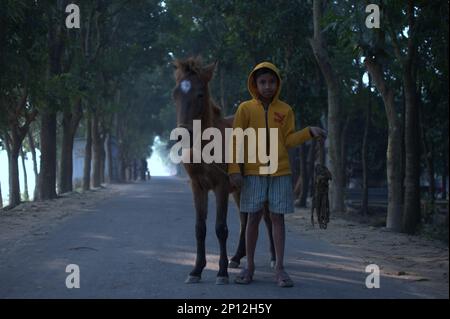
left=262, top=204, right=276, bottom=268
left=185, top=186, right=208, bottom=283
left=214, top=185, right=230, bottom=284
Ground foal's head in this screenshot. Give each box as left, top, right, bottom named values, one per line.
left=172, top=57, right=217, bottom=134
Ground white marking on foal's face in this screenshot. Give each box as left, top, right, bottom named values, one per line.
left=180, top=80, right=191, bottom=94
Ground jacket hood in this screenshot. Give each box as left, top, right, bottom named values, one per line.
left=247, top=62, right=282, bottom=102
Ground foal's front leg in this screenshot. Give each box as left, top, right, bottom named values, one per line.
left=229, top=191, right=246, bottom=268
left=214, top=185, right=230, bottom=284
left=229, top=212, right=247, bottom=268
left=185, top=186, right=208, bottom=283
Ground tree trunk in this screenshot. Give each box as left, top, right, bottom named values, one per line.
left=401, top=86, right=406, bottom=205
left=307, top=139, right=318, bottom=203
left=20, top=147, right=29, bottom=201
left=133, top=159, right=138, bottom=181
left=59, top=110, right=74, bottom=194
left=83, top=116, right=92, bottom=191
left=27, top=131, right=39, bottom=200
left=443, top=173, right=447, bottom=200
left=105, top=134, right=113, bottom=183
left=125, top=164, right=131, bottom=182
left=401, top=0, right=421, bottom=234
left=120, top=158, right=126, bottom=182
left=365, top=57, right=403, bottom=231
left=100, top=136, right=106, bottom=184
left=443, top=136, right=448, bottom=200
left=99, top=123, right=107, bottom=184
left=2, top=87, right=36, bottom=207
left=39, top=0, right=65, bottom=200
left=309, top=0, right=345, bottom=213
left=59, top=99, right=82, bottom=194
left=295, top=144, right=309, bottom=207
left=91, top=113, right=102, bottom=188
left=341, top=115, right=350, bottom=188
left=420, top=103, right=435, bottom=202
left=39, top=111, right=58, bottom=200
left=361, top=77, right=372, bottom=215
left=6, top=142, right=21, bottom=207
left=402, top=74, right=421, bottom=234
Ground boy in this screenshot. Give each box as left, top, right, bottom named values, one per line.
left=228, top=62, right=326, bottom=287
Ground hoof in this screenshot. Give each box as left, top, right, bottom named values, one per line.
left=216, top=276, right=229, bottom=285
left=228, top=260, right=240, bottom=268
left=185, top=275, right=201, bottom=284
left=270, top=260, right=276, bottom=269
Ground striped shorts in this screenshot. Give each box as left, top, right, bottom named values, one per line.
left=240, top=175, right=294, bottom=214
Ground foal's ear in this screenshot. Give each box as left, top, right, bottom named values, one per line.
left=202, top=61, right=218, bottom=82
left=173, top=60, right=183, bottom=82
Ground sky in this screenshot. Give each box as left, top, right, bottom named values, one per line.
left=0, top=136, right=176, bottom=206
left=0, top=149, right=39, bottom=206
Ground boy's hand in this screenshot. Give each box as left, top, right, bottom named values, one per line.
left=309, top=127, right=327, bottom=139
left=229, top=173, right=243, bottom=190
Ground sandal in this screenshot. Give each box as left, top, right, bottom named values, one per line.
left=276, top=270, right=294, bottom=288
left=234, top=268, right=253, bottom=284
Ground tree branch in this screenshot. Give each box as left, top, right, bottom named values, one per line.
left=15, top=84, right=29, bottom=118
left=385, top=10, right=405, bottom=65
left=18, top=108, right=38, bottom=142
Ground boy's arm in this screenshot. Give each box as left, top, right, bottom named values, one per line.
left=284, top=108, right=313, bottom=148
left=228, top=104, right=247, bottom=175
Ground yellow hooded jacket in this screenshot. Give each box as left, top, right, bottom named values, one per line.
left=228, top=62, right=312, bottom=176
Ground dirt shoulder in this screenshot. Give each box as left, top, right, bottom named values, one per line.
left=0, top=184, right=124, bottom=247
left=287, top=208, right=449, bottom=298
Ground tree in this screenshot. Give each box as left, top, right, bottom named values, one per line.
left=309, top=0, right=345, bottom=213
left=39, top=0, right=68, bottom=200
left=27, top=128, right=40, bottom=200
left=365, top=56, right=404, bottom=230
left=20, top=147, right=29, bottom=201
left=0, top=2, right=43, bottom=207
left=385, top=0, right=421, bottom=234
left=59, top=98, right=82, bottom=193
left=361, top=75, right=372, bottom=215
left=363, top=0, right=447, bottom=233
left=82, top=115, right=92, bottom=191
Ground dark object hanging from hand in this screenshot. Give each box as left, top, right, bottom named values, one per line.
left=311, top=147, right=332, bottom=229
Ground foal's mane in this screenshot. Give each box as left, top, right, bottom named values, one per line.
left=173, top=56, right=222, bottom=118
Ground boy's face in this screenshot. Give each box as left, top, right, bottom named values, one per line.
left=255, top=73, right=278, bottom=101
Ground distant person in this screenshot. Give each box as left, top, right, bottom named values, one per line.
left=140, top=158, right=148, bottom=181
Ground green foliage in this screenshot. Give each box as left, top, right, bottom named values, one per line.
left=1, top=0, right=447, bottom=193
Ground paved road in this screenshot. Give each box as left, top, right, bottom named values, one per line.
left=0, top=177, right=437, bottom=298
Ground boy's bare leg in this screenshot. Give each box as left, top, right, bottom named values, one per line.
left=245, top=209, right=264, bottom=275
left=269, top=212, right=285, bottom=271
left=270, top=212, right=294, bottom=287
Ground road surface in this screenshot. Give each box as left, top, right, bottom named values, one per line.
left=0, top=177, right=438, bottom=298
